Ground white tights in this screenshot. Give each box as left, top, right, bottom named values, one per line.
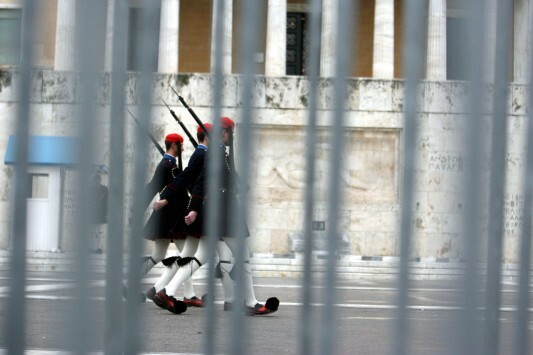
left=142, top=238, right=197, bottom=298
left=164, top=237, right=258, bottom=307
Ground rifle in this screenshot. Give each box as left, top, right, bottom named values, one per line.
left=127, top=108, right=184, bottom=173
left=126, top=108, right=165, bottom=156
left=168, top=87, right=246, bottom=192
left=169, top=84, right=211, bottom=137
left=161, top=98, right=198, bottom=148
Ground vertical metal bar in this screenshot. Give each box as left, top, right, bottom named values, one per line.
left=299, top=0, right=322, bottom=354
left=6, top=0, right=35, bottom=352
left=393, top=1, right=425, bottom=354
left=70, top=0, right=107, bottom=352
left=484, top=1, right=513, bottom=354
left=460, top=0, right=487, bottom=353
left=124, top=1, right=159, bottom=354
left=319, top=1, right=355, bottom=355
left=230, top=0, right=263, bottom=354
left=204, top=0, right=227, bottom=353
left=514, top=4, right=533, bottom=353
left=104, top=0, right=128, bottom=353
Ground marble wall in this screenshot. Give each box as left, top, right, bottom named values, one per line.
left=0, top=70, right=529, bottom=263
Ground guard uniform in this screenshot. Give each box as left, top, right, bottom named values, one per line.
left=183, top=117, right=249, bottom=239
left=151, top=117, right=278, bottom=316
left=159, top=126, right=210, bottom=238
left=143, top=133, right=187, bottom=240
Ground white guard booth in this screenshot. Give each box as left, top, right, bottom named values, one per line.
left=4, top=135, right=77, bottom=251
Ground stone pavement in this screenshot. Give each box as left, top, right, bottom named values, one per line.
left=0, top=270, right=531, bottom=354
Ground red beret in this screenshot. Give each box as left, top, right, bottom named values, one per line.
left=165, top=133, right=184, bottom=143
left=197, top=123, right=212, bottom=134
left=220, top=117, right=235, bottom=130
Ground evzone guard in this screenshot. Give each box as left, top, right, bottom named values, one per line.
left=124, top=133, right=202, bottom=308
left=152, top=117, right=279, bottom=316
left=150, top=123, right=236, bottom=313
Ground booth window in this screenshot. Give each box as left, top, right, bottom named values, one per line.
left=0, top=8, right=22, bottom=66
left=29, top=174, right=49, bottom=199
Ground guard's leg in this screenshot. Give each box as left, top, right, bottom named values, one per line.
left=140, top=239, right=170, bottom=276
left=222, top=237, right=279, bottom=315
left=154, top=236, right=199, bottom=291
left=124, top=239, right=171, bottom=302
left=176, top=238, right=203, bottom=306
left=162, top=238, right=208, bottom=297
left=222, top=237, right=258, bottom=307
left=217, top=240, right=235, bottom=304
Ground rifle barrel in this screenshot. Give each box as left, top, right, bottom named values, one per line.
left=126, top=108, right=165, bottom=156
left=161, top=98, right=198, bottom=148
left=169, top=84, right=210, bottom=137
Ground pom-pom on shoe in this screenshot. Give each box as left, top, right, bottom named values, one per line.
left=183, top=296, right=205, bottom=307
left=153, top=289, right=187, bottom=314
left=246, top=297, right=279, bottom=316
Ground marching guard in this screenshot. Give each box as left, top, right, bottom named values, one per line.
left=152, top=117, right=279, bottom=316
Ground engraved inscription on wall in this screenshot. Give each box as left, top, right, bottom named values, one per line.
left=504, top=193, right=523, bottom=237
left=429, top=152, right=464, bottom=172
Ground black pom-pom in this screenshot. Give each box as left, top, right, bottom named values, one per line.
left=265, top=297, right=279, bottom=312
left=162, top=256, right=179, bottom=266
left=176, top=256, right=193, bottom=266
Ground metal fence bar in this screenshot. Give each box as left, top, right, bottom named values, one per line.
left=299, top=0, right=322, bottom=354
left=230, top=1, right=264, bottom=354
left=6, top=0, right=35, bottom=353
left=514, top=6, right=533, bottom=352
left=319, top=1, right=355, bottom=354
left=393, top=1, right=425, bottom=354
left=70, top=1, right=107, bottom=352
left=459, top=1, right=487, bottom=353
left=124, top=2, right=160, bottom=354
left=484, top=1, right=513, bottom=354
left=204, top=0, right=227, bottom=353
left=104, top=0, right=128, bottom=353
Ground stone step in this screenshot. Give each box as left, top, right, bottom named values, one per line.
left=0, top=250, right=529, bottom=282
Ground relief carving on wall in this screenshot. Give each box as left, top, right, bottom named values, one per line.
left=252, top=128, right=399, bottom=204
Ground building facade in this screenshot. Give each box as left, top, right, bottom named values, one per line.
left=0, top=0, right=531, bottom=263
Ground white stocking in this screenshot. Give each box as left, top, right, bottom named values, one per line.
left=222, top=237, right=258, bottom=307
left=165, top=238, right=209, bottom=296
left=175, top=239, right=197, bottom=299
left=140, top=239, right=170, bottom=276
left=154, top=237, right=199, bottom=291
left=217, top=240, right=235, bottom=303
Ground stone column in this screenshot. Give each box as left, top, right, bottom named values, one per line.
left=320, top=0, right=338, bottom=77
left=210, top=0, right=233, bottom=74
left=513, top=0, right=531, bottom=83
left=54, top=0, right=77, bottom=71
left=265, top=0, right=287, bottom=76
left=104, top=0, right=115, bottom=72
left=426, top=0, right=446, bottom=80
left=158, top=0, right=180, bottom=73
left=372, top=0, right=394, bottom=79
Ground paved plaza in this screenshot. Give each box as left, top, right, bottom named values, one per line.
left=0, top=271, right=531, bottom=354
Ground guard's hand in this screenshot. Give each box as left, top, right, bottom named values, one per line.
left=153, top=199, right=168, bottom=210
left=185, top=211, right=198, bottom=225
